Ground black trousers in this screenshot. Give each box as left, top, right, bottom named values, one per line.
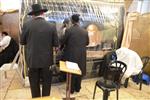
left=28, top=67, right=52, bottom=98
left=71, top=74, right=82, bottom=93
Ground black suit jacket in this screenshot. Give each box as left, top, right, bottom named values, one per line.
left=61, top=24, right=89, bottom=76
left=20, top=17, right=58, bottom=68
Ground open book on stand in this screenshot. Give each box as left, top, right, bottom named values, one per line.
left=66, top=61, right=80, bottom=70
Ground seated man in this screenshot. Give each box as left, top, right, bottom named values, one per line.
left=116, top=47, right=143, bottom=78
left=0, top=32, right=19, bottom=67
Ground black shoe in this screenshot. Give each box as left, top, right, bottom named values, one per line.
left=75, top=89, right=80, bottom=92
left=71, top=90, right=74, bottom=94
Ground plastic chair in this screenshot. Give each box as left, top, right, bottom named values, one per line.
left=139, top=56, right=150, bottom=89
left=124, top=56, right=150, bottom=90
left=93, top=60, right=127, bottom=100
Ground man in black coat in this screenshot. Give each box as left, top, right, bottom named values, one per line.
left=20, top=4, right=58, bottom=98
left=61, top=14, right=89, bottom=94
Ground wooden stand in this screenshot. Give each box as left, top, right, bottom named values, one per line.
left=59, top=61, right=81, bottom=100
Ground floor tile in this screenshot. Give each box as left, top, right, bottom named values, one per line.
left=1, top=71, right=150, bottom=100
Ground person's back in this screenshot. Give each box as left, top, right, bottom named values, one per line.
left=20, top=4, right=58, bottom=98
left=61, top=14, right=89, bottom=94
left=62, top=22, right=89, bottom=76
left=64, top=25, right=88, bottom=52
left=22, top=18, right=58, bottom=68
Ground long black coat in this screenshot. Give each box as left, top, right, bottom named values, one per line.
left=20, top=17, right=58, bottom=68
left=0, top=38, right=19, bottom=67
left=61, top=24, right=89, bottom=76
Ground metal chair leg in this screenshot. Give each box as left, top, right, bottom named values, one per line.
left=103, top=90, right=109, bottom=100
left=116, top=89, right=119, bottom=100
left=93, top=84, right=97, bottom=99
left=124, top=78, right=129, bottom=88
left=139, top=82, right=142, bottom=90
left=139, top=73, right=142, bottom=90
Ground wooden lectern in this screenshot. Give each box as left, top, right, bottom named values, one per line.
left=59, top=61, right=82, bottom=100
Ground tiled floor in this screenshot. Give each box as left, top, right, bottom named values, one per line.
left=0, top=70, right=150, bottom=100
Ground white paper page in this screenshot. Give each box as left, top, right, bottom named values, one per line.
left=66, top=61, right=80, bottom=70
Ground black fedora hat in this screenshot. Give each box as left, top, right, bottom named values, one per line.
left=28, top=4, right=48, bottom=15
left=71, top=14, right=80, bottom=22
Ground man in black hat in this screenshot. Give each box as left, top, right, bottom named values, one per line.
left=61, top=14, right=89, bottom=94
left=20, top=4, right=58, bottom=98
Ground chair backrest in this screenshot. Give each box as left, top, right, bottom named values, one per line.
left=103, top=60, right=127, bottom=84
left=141, top=56, right=150, bottom=70
left=99, top=51, right=117, bottom=76
left=102, top=51, right=117, bottom=67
